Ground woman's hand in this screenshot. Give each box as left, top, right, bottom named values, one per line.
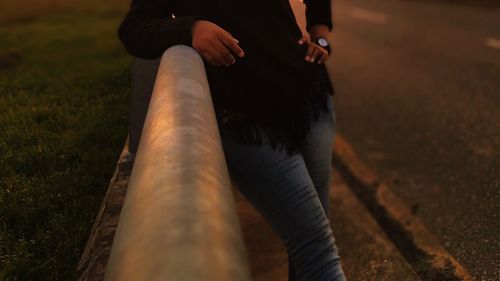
left=298, top=34, right=329, bottom=64
left=191, top=20, right=245, bottom=67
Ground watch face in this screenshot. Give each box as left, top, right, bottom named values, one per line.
left=318, top=38, right=328, bottom=47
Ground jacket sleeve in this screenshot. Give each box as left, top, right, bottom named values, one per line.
left=303, top=0, right=334, bottom=33
left=117, top=0, right=203, bottom=59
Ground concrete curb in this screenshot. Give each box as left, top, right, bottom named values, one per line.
left=332, top=135, right=473, bottom=281
left=76, top=140, right=134, bottom=281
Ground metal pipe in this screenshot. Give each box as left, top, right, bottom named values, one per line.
left=104, top=45, right=252, bottom=281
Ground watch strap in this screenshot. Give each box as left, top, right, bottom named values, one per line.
left=314, top=37, right=331, bottom=55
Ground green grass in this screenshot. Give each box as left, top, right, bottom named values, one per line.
left=0, top=7, right=131, bottom=280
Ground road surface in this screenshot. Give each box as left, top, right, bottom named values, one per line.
left=311, top=0, right=499, bottom=279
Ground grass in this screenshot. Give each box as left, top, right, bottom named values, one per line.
left=0, top=6, right=132, bottom=280
left=0, top=0, right=129, bottom=23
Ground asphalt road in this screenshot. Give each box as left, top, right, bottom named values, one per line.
left=309, top=0, right=499, bottom=279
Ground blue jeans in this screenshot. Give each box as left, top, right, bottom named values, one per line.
left=221, top=94, right=347, bottom=281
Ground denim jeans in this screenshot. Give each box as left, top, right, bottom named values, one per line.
left=220, top=94, right=347, bottom=281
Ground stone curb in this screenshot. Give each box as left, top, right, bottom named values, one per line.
left=332, top=134, right=474, bottom=281
left=76, top=140, right=133, bottom=281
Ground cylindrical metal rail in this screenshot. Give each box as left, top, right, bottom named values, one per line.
left=104, top=45, right=252, bottom=281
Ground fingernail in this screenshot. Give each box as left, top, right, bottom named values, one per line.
left=311, top=58, right=315, bottom=63
left=305, top=56, right=309, bottom=61
left=298, top=40, right=303, bottom=44
left=239, top=52, right=244, bottom=57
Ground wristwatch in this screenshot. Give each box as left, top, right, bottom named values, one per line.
left=314, top=37, right=331, bottom=55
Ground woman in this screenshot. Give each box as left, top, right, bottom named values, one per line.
left=118, top=0, right=347, bottom=280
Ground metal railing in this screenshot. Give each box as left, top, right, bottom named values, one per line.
left=104, top=45, right=252, bottom=281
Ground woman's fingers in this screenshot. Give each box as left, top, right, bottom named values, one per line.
left=191, top=20, right=244, bottom=66
left=309, top=47, right=321, bottom=63
left=317, top=50, right=329, bottom=64
left=219, top=34, right=245, bottom=58
left=305, top=42, right=315, bottom=62
left=205, top=44, right=227, bottom=66
left=304, top=43, right=329, bottom=64
left=212, top=40, right=236, bottom=66
left=300, top=35, right=328, bottom=63
left=201, top=51, right=216, bottom=66
left=298, top=35, right=309, bottom=45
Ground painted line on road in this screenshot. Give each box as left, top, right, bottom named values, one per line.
left=333, top=135, right=474, bottom=281
left=350, top=7, right=388, bottom=24
left=485, top=38, right=500, bottom=49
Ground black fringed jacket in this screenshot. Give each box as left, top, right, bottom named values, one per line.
left=118, top=0, right=335, bottom=156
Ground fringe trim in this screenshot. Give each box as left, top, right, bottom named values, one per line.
left=217, top=84, right=333, bottom=157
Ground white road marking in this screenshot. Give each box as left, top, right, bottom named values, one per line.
left=350, top=7, right=388, bottom=24
left=485, top=38, right=500, bottom=49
